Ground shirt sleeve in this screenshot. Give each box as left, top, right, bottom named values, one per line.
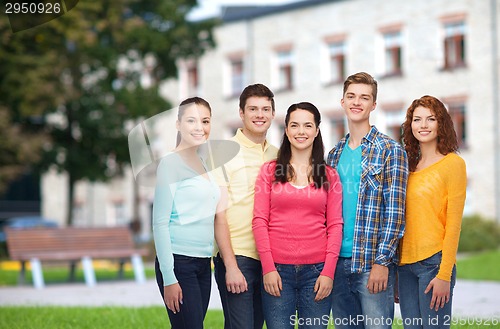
left=374, top=144, right=409, bottom=266
left=321, top=168, right=344, bottom=279
left=437, top=156, right=467, bottom=281
left=152, top=157, right=178, bottom=286
left=252, top=162, right=276, bottom=275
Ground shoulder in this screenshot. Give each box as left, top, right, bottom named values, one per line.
left=261, top=160, right=277, bottom=173
left=325, top=165, right=340, bottom=179
left=443, top=153, right=466, bottom=170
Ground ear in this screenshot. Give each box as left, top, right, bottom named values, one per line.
left=315, top=127, right=319, bottom=138
left=176, top=120, right=180, bottom=131
left=239, top=108, right=244, bottom=120
left=370, top=101, right=377, bottom=112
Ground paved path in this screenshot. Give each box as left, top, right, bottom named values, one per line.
left=1, top=277, right=499, bottom=320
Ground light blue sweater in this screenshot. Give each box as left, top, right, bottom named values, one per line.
left=153, top=152, right=220, bottom=286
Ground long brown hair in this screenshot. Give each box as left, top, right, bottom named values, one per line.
left=402, top=95, right=459, bottom=172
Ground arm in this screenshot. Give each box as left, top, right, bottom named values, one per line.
left=252, top=162, right=282, bottom=296
left=426, top=156, right=466, bottom=310
left=152, top=158, right=182, bottom=312
left=214, top=186, right=248, bottom=293
left=368, top=145, right=408, bottom=293
left=315, top=168, right=343, bottom=301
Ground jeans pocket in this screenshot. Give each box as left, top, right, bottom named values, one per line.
left=418, top=251, right=442, bottom=268
left=311, top=263, right=325, bottom=275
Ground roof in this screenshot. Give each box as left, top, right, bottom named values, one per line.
left=221, top=0, right=345, bottom=23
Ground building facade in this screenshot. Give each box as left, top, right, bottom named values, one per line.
left=43, top=0, right=500, bottom=237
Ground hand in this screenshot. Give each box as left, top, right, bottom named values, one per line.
left=367, top=264, right=388, bottom=294
left=263, top=271, right=282, bottom=297
left=164, top=283, right=183, bottom=314
left=225, top=266, right=248, bottom=294
left=314, top=275, right=333, bottom=301
left=425, top=277, right=450, bottom=311
left=394, top=272, right=400, bottom=303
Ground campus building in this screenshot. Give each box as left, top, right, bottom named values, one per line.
left=42, top=0, right=500, bottom=238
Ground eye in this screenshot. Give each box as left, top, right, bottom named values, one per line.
left=187, top=119, right=195, bottom=123
left=203, top=120, right=210, bottom=124
left=412, top=118, right=420, bottom=122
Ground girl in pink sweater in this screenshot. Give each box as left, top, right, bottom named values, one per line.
left=252, top=102, right=343, bottom=329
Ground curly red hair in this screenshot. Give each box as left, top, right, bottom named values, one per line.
left=402, top=95, right=459, bottom=172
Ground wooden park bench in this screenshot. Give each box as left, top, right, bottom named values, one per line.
left=5, top=226, right=149, bottom=289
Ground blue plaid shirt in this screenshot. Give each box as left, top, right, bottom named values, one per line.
left=327, top=126, right=408, bottom=273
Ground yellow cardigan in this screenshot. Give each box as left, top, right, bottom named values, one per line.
left=399, top=153, right=466, bottom=281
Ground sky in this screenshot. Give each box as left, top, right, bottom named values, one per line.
left=188, top=0, right=301, bottom=20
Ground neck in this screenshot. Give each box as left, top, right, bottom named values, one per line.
left=419, top=142, right=441, bottom=159
left=347, top=122, right=371, bottom=148
left=175, top=144, right=199, bottom=157
left=241, top=128, right=267, bottom=146
left=290, top=148, right=312, bottom=166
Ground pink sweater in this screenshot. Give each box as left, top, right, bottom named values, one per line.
left=252, top=161, right=343, bottom=279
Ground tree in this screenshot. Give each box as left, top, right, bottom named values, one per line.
left=0, top=0, right=216, bottom=225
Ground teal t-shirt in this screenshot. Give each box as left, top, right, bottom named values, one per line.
left=337, top=142, right=362, bottom=257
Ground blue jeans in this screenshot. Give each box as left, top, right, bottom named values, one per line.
left=214, top=254, right=264, bottom=329
left=263, top=263, right=332, bottom=329
left=155, top=255, right=211, bottom=329
left=331, top=257, right=395, bottom=329
left=398, top=251, right=456, bottom=329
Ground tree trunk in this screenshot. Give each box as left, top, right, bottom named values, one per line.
left=66, top=173, right=75, bottom=226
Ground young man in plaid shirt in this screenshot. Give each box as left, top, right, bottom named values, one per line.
left=327, top=72, right=408, bottom=329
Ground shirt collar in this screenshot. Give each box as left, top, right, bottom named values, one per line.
left=235, top=128, right=270, bottom=150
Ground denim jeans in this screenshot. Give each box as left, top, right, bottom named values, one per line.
left=331, top=257, right=395, bottom=329
left=214, top=254, right=264, bottom=329
left=262, top=263, right=332, bottom=329
left=155, top=254, right=211, bottom=329
left=398, top=251, right=456, bottom=329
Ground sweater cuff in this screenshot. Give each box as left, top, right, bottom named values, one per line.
left=260, top=252, right=276, bottom=275
left=320, top=256, right=336, bottom=280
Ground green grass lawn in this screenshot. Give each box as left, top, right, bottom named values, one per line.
left=0, top=263, right=156, bottom=286
left=0, top=307, right=498, bottom=329
left=456, top=250, right=500, bottom=281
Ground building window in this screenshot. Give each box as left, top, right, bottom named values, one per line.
left=384, top=107, right=405, bottom=144
left=448, top=103, right=467, bottom=148
left=186, top=62, right=199, bottom=96
left=330, top=116, right=345, bottom=145
left=383, top=31, right=402, bottom=76
left=230, top=58, right=244, bottom=97
left=327, top=41, right=346, bottom=84
left=276, top=50, right=294, bottom=91
left=444, top=21, right=466, bottom=69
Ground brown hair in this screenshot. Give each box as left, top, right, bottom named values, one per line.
left=402, top=95, right=459, bottom=172
left=343, top=72, right=378, bottom=102
left=239, top=84, right=275, bottom=112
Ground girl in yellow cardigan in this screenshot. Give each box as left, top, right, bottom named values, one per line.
left=398, top=95, right=466, bottom=329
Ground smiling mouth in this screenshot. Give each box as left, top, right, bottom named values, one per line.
left=253, top=121, right=266, bottom=126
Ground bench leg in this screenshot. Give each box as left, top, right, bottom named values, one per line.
left=117, top=259, right=125, bottom=280
left=18, top=261, right=26, bottom=286
left=81, top=256, right=96, bottom=287
left=30, top=258, right=45, bottom=289
left=131, top=254, right=146, bottom=284
left=68, top=261, right=77, bottom=282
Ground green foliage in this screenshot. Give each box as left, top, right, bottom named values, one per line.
left=458, top=215, right=500, bottom=252
left=0, top=1, right=217, bottom=224
left=457, top=250, right=500, bottom=281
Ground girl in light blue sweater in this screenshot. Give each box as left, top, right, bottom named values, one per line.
left=153, top=97, right=221, bottom=329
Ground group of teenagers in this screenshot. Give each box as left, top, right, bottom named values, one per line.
left=152, top=71, right=467, bottom=329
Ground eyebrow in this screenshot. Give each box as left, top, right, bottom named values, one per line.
left=346, top=92, right=372, bottom=98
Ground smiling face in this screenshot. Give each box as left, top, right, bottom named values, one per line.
left=239, top=96, right=274, bottom=140
left=411, top=106, right=438, bottom=146
left=176, top=104, right=211, bottom=148
left=285, top=109, right=319, bottom=152
left=341, top=83, right=376, bottom=124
